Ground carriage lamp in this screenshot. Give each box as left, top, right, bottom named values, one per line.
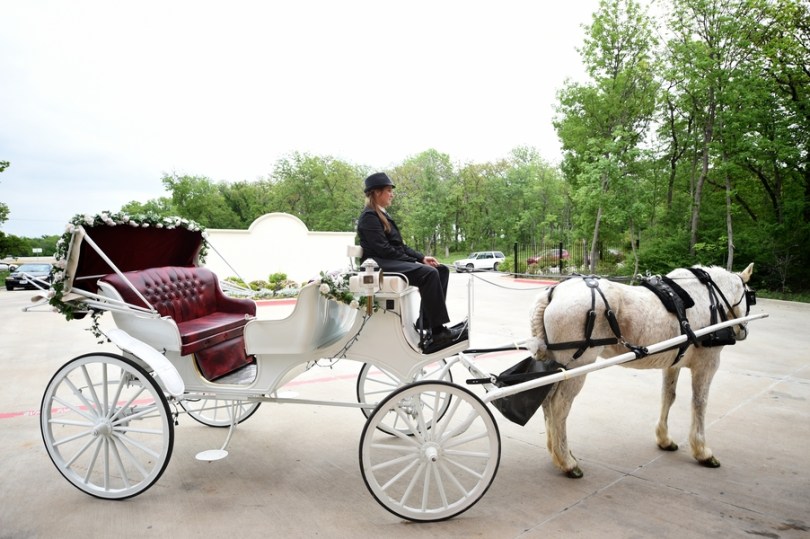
left=350, top=259, right=382, bottom=315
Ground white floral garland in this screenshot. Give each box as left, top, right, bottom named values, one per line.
left=49, top=211, right=208, bottom=336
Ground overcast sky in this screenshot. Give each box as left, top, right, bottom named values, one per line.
left=1, top=0, right=600, bottom=238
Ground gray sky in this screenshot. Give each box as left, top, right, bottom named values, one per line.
left=1, top=0, right=599, bottom=238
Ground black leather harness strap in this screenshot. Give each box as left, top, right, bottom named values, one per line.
left=641, top=275, right=698, bottom=365
left=545, top=276, right=648, bottom=360
left=685, top=267, right=738, bottom=347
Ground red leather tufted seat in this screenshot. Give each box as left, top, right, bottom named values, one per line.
left=99, top=266, right=257, bottom=379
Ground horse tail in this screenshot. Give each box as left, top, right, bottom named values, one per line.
left=528, top=286, right=554, bottom=360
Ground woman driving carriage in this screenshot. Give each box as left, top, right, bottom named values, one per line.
left=356, top=172, right=466, bottom=352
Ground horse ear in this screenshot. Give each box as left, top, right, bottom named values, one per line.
left=740, top=262, right=754, bottom=283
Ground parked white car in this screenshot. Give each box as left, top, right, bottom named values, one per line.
left=453, top=251, right=506, bottom=273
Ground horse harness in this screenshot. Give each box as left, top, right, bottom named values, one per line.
left=544, top=270, right=756, bottom=366
left=545, top=276, right=650, bottom=361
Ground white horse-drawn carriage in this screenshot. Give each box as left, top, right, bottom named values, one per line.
left=37, top=216, right=766, bottom=522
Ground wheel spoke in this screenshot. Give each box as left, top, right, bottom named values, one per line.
left=80, top=364, right=103, bottom=415
left=56, top=380, right=98, bottom=422
left=379, top=457, right=421, bottom=491
left=111, top=426, right=163, bottom=459
left=112, top=433, right=152, bottom=479
left=399, top=461, right=426, bottom=506
left=62, top=434, right=98, bottom=467
left=108, top=386, right=147, bottom=423
left=109, top=437, right=132, bottom=489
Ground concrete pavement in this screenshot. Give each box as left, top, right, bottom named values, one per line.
left=1, top=273, right=808, bottom=538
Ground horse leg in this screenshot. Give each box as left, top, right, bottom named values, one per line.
left=689, top=358, right=721, bottom=467
left=656, top=366, right=680, bottom=451
left=542, top=374, right=588, bottom=478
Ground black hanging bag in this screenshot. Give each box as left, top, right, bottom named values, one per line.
left=489, top=356, right=564, bottom=426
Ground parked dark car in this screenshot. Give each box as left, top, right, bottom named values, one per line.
left=527, top=249, right=570, bottom=265
left=5, top=263, right=53, bottom=291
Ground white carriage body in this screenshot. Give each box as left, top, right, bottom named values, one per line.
left=52, top=221, right=471, bottom=403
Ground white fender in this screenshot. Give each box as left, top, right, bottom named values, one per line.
left=106, top=328, right=185, bottom=397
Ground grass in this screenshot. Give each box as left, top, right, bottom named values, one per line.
left=757, top=290, right=810, bottom=303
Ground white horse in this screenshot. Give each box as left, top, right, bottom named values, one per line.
left=529, top=264, right=755, bottom=478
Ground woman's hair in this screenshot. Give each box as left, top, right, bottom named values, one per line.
left=365, top=189, right=392, bottom=233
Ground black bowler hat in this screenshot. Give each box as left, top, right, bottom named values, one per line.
left=364, top=172, right=395, bottom=193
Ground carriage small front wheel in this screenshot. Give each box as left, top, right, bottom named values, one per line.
left=40, top=353, right=174, bottom=500
left=359, top=381, right=501, bottom=522
left=180, top=397, right=261, bottom=428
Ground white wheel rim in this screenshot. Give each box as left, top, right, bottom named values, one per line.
left=360, top=381, right=500, bottom=521
left=40, top=354, right=172, bottom=499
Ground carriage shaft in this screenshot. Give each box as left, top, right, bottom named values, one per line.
left=482, top=313, right=768, bottom=404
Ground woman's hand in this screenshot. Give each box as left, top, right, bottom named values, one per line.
left=422, top=256, right=440, bottom=268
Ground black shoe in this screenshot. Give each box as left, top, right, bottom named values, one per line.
left=420, top=326, right=463, bottom=354
left=449, top=318, right=469, bottom=334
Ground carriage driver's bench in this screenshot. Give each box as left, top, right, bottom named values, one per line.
left=98, top=266, right=257, bottom=381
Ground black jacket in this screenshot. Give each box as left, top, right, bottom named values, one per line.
left=357, top=207, right=425, bottom=273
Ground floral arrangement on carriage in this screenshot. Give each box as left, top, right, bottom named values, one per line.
left=48, top=211, right=209, bottom=337
left=317, top=269, right=375, bottom=312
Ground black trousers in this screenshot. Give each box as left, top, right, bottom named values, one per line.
left=401, top=264, right=450, bottom=329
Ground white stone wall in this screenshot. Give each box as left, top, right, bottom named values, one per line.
left=203, top=213, right=356, bottom=286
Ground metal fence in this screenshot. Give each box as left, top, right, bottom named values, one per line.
left=511, top=240, right=625, bottom=276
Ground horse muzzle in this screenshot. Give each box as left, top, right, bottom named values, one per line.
left=733, top=323, right=749, bottom=341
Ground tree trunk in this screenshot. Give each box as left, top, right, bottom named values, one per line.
left=589, top=204, right=603, bottom=274
left=725, top=171, right=734, bottom=270
left=690, top=94, right=715, bottom=257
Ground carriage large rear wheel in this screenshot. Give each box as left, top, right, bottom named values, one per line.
left=40, top=353, right=174, bottom=500
left=356, top=360, right=453, bottom=436
left=359, top=381, right=500, bottom=522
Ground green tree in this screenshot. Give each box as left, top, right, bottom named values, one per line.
left=161, top=174, right=243, bottom=229
left=270, top=153, right=366, bottom=232
left=120, top=197, right=176, bottom=218
left=454, top=160, right=512, bottom=251
left=555, top=0, right=659, bottom=272
left=222, top=179, right=276, bottom=228
left=391, top=150, right=455, bottom=255
left=0, top=160, right=10, bottom=227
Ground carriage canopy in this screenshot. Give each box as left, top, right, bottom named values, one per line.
left=63, top=221, right=204, bottom=293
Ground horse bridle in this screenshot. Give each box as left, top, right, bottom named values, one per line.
left=735, top=276, right=757, bottom=317
left=686, top=268, right=755, bottom=337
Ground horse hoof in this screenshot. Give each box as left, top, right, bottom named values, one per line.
left=565, top=467, right=584, bottom=479
left=699, top=456, right=721, bottom=468
left=659, top=442, right=679, bottom=452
